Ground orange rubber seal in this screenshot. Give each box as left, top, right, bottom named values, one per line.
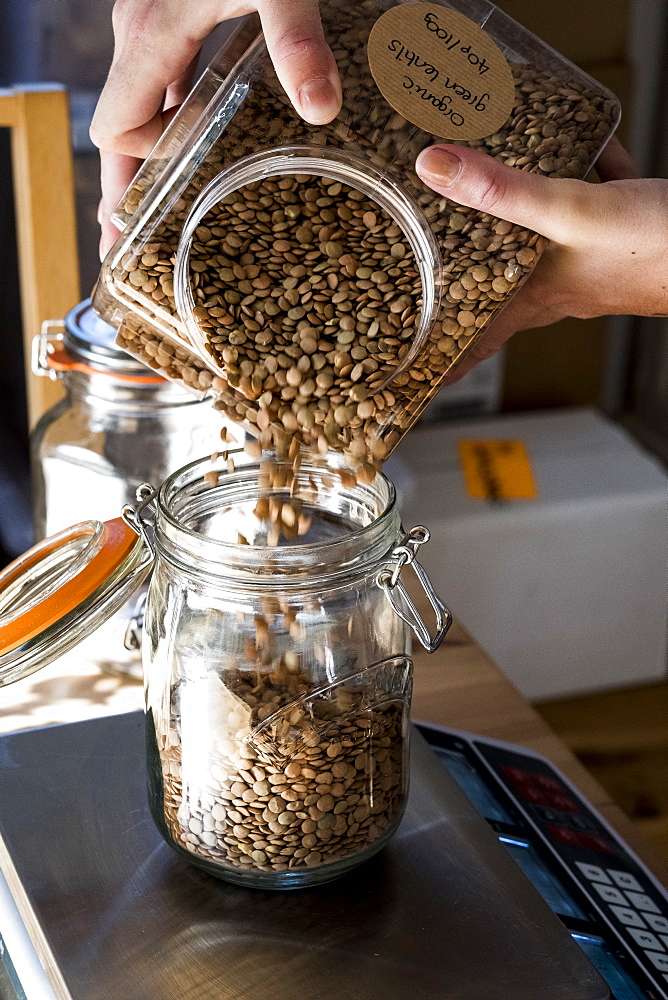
left=48, top=345, right=165, bottom=384
left=0, top=518, right=141, bottom=655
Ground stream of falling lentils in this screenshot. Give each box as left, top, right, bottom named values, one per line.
left=115, top=0, right=618, bottom=878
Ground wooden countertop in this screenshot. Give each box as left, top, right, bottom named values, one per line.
left=2, top=616, right=666, bottom=887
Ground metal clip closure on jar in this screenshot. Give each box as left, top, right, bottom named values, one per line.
left=377, top=527, right=451, bottom=653
left=122, top=483, right=159, bottom=557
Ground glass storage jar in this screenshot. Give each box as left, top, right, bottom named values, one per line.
left=31, top=299, right=232, bottom=677
left=0, top=451, right=449, bottom=889
left=92, top=0, right=620, bottom=470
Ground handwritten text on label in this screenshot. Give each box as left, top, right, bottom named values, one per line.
left=368, top=3, right=515, bottom=140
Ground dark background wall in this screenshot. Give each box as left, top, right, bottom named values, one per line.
left=0, top=0, right=114, bottom=561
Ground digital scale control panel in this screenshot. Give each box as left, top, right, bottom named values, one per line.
left=419, top=723, right=668, bottom=1000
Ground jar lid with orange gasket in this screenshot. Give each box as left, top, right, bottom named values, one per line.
left=0, top=514, right=152, bottom=686
left=33, top=298, right=166, bottom=385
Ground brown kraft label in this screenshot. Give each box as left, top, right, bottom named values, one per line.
left=368, top=3, right=515, bottom=140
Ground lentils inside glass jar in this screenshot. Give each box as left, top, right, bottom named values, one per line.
left=158, top=661, right=405, bottom=876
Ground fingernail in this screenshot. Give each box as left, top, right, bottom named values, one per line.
left=296, top=76, right=340, bottom=125
left=416, top=146, right=462, bottom=186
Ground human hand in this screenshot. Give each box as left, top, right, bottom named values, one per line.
left=415, top=137, right=668, bottom=381
left=91, top=0, right=341, bottom=258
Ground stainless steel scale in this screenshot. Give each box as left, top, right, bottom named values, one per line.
left=0, top=711, right=666, bottom=1000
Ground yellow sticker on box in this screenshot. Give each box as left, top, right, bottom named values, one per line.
left=458, top=440, right=538, bottom=500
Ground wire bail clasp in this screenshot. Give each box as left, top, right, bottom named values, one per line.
left=123, top=484, right=158, bottom=558
left=32, top=320, right=66, bottom=379
left=123, top=591, right=147, bottom=652
left=376, top=526, right=451, bottom=653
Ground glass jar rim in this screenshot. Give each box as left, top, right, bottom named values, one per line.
left=154, top=450, right=402, bottom=584
left=172, top=144, right=441, bottom=396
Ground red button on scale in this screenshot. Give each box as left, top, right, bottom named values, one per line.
left=501, top=766, right=536, bottom=784
left=547, top=794, right=579, bottom=812
left=534, top=775, right=564, bottom=794
left=547, top=825, right=583, bottom=846
left=517, top=787, right=551, bottom=805
left=579, top=834, right=613, bottom=854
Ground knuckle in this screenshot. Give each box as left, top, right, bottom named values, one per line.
left=273, top=27, right=325, bottom=62
left=470, top=169, right=508, bottom=216
left=468, top=340, right=498, bottom=363
left=88, top=119, right=106, bottom=149
left=89, top=112, right=114, bottom=150
left=89, top=119, right=123, bottom=154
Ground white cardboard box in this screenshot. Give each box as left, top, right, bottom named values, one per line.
left=389, top=408, right=668, bottom=700
left=418, top=351, right=505, bottom=422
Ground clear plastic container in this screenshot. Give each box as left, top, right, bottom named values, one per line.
left=93, top=0, right=620, bottom=467
left=31, top=300, right=230, bottom=676
left=0, top=451, right=450, bottom=888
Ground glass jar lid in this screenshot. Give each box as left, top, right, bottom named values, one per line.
left=33, top=300, right=167, bottom=383
left=65, top=299, right=160, bottom=378
left=0, top=518, right=151, bottom=686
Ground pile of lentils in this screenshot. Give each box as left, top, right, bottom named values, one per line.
left=157, top=660, right=405, bottom=877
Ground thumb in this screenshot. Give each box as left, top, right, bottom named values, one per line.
left=415, top=144, right=592, bottom=245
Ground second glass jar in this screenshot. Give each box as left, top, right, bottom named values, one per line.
left=31, top=300, right=230, bottom=677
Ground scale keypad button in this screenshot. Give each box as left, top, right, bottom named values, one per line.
left=645, top=951, right=668, bottom=973
left=626, top=928, right=664, bottom=951
left=609, top=906, right=647, bottom=928
left=534, top=775, right=563, bottom=793
left=549, top=794, right=579, bottom=812
left=570, top=815, right=599, bottom=834
left=533, top=806, right=562, bottom=823
left=607, top=870, right=644, bottom=892
left=646, top=915, right=668, bottom=933
left=576, top=863, right=611, bottom=883
left=625, top=892, right=661, bottom=914
left=578, top=834, right=613, bottom=853
left=547, top=825, right=581, bottom=846
left=592, top=883, right=628, bottom=905
left=501, top=766, right=534, bottom=784
left=518, top=787, right=550, bottom=805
